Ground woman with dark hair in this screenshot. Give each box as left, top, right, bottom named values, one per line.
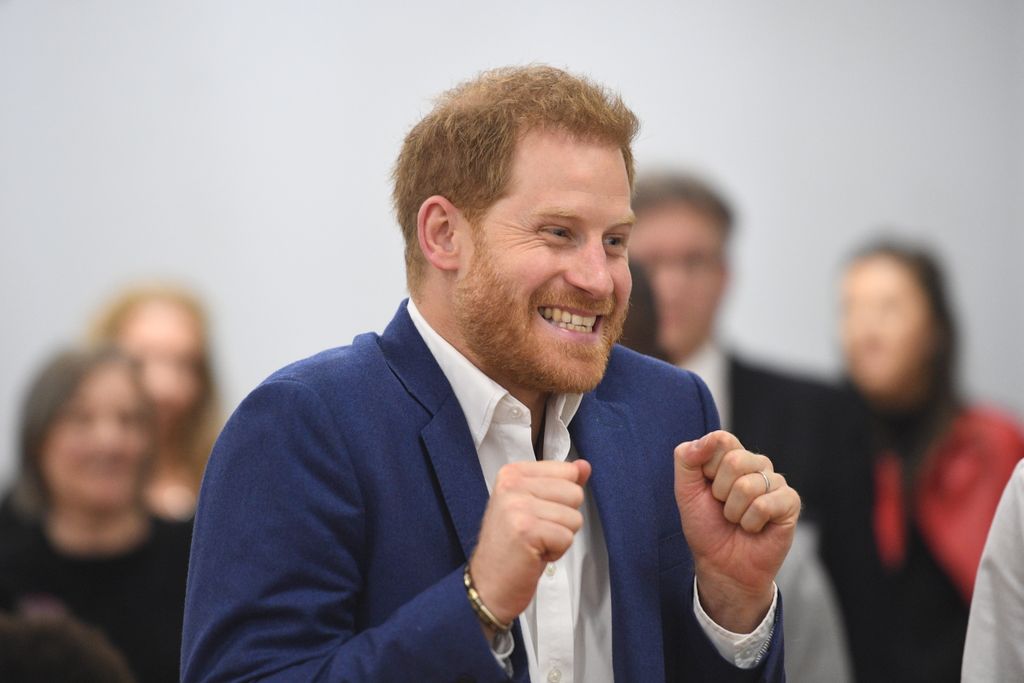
left=821, top=239, right=1024, bottom=682
left=0, top=347, right=191, bottom=683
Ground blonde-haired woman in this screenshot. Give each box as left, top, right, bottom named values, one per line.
left=91, top=284, right=221, bottom=520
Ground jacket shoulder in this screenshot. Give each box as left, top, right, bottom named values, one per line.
left=599, top=345, right=719, bottom=432
left=260, top=332, right=387, bottom=395
left=600, top=344, right=704, bottom=397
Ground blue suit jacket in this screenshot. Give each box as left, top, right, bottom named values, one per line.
left=181, top=302, right=785, bottom=682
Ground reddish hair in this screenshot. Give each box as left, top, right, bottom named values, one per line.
left=392, top=65, right=640, bottom=293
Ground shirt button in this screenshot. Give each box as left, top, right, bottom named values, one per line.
left=510, top=407, right=522, bottom=418
left=547, top=668, right=562, bottom=683
left=545, top=563, right=556, bottom=577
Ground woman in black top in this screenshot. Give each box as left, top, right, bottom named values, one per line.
left=822, top=240, right=1022, bottom=682
left=0, top=346, right=191, bottom=683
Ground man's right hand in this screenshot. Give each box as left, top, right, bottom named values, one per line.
left=469, top=459, right=592, bottom=628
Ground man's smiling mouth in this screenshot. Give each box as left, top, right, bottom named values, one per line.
left=539, top=306, right=599, bottom=333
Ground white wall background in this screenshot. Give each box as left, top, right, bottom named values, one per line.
left=1, top=0, right=1022, bottom=487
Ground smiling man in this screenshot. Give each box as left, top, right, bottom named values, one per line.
left=181, top=66, right=800, bottom=682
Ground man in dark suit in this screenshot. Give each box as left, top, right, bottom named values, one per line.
left=627, top=173, right=854, bottom=681
left=627, top=173, right=847, bottom=514
left=181, top=66, right=800, bottom=682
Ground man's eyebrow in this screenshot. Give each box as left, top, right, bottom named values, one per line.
left=617, top=213, right=637, bottom=227
left=533, top=208, right=636, bottom=227
left=535, top=207, right=580, bottom=221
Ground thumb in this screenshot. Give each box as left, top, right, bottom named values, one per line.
left=674, top=438, right=713, bottom=493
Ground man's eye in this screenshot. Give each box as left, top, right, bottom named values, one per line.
left=604, top=235, right=627, bottom=249
left=545, top=227, right=571, bottom=239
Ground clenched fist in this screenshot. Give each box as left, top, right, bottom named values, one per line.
left=674, top=430, right=801, bottom=633
left=469, top=459, right=591, bottom=628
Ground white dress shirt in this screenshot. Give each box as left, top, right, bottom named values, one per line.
left=678, top=340, right=730, bottom=429
left=407, top=301, right=774, bottom=679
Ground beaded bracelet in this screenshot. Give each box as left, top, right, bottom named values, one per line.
left=463, top=564, right=512, bottom=633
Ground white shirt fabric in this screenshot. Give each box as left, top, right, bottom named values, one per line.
left=962, top=459, right=1024, bottom=682
left=407, top=301, right=774, bottom=680
left=677, top=340, right=730, bottom=429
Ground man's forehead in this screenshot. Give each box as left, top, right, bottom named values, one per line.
left=505, top=130, right=630, bottom=195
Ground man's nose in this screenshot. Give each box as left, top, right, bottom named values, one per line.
left=564, top=240, right=615, bottom=300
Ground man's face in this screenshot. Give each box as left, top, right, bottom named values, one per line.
left=627, top=203, right=727, bottom=363
left=450, top=129, right=634, bottom=398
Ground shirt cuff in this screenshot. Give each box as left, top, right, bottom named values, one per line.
left=692, top=578, right=778, bottom=669
left=489, top=627, right=515, bottom=677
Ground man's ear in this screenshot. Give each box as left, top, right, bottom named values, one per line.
left=417, top=195, right=467, bottom=273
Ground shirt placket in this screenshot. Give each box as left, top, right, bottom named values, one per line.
left=534, top=405, right=575, bottom=683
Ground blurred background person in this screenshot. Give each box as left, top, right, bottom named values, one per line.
left=0, top=613, right=135, bottom=683
left=821, top=239, right=1024, bottom=682
left=620, top=262, right=666, bottom=360
left=0, top=346, right=192, bottom=683
left=90, top=284, right=221, bottom=521
left=627, top=172, right=856, bottom=517
left=962, top=459, right=1024, bottom=681
left=624, top=191, right=853, bottom=682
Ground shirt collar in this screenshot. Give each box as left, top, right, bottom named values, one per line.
left=407, top=300, right=583, bottom=448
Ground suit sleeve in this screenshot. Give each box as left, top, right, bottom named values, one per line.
left=962, top=461, right=1024, bottom=682
left=180, top=379, right=509, bottom=683
left=670, top=372, right=788, bottom=682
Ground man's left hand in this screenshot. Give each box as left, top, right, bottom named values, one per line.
left=674, top=430, right=801, bottom=633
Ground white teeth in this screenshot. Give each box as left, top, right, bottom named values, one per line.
left=540, top=306, right=599, bottom=333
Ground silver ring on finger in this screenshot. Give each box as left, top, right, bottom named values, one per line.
left=759, top=470, right=771, bottom=495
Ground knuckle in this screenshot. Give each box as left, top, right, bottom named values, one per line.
left=721, top=449, right=743, bottom=471
left=751, top=496, right=772, bottom=517
left=553, top=526, right=574, bottom=551
left=494, top=469, right=517, bottom=493
left=736, top=476, right=758, bottom=498
left=716, top=429, right=742, bottom=449
left=509, top=510, right=533, bottom=537
left=567, top=510, right=584, bottom=531
left=569, top=484, right=585, bottom=508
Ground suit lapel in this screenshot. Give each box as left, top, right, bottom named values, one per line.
left=420, top=396, right=490, bottom=558
left=572, top=393, right=665, bottom=682
left=379, top=302, right=531, bottom=680
left=379, top=300, right=488, bottom=559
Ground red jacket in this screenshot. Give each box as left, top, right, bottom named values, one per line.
left=874, top=407, right=1024, bottom=602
